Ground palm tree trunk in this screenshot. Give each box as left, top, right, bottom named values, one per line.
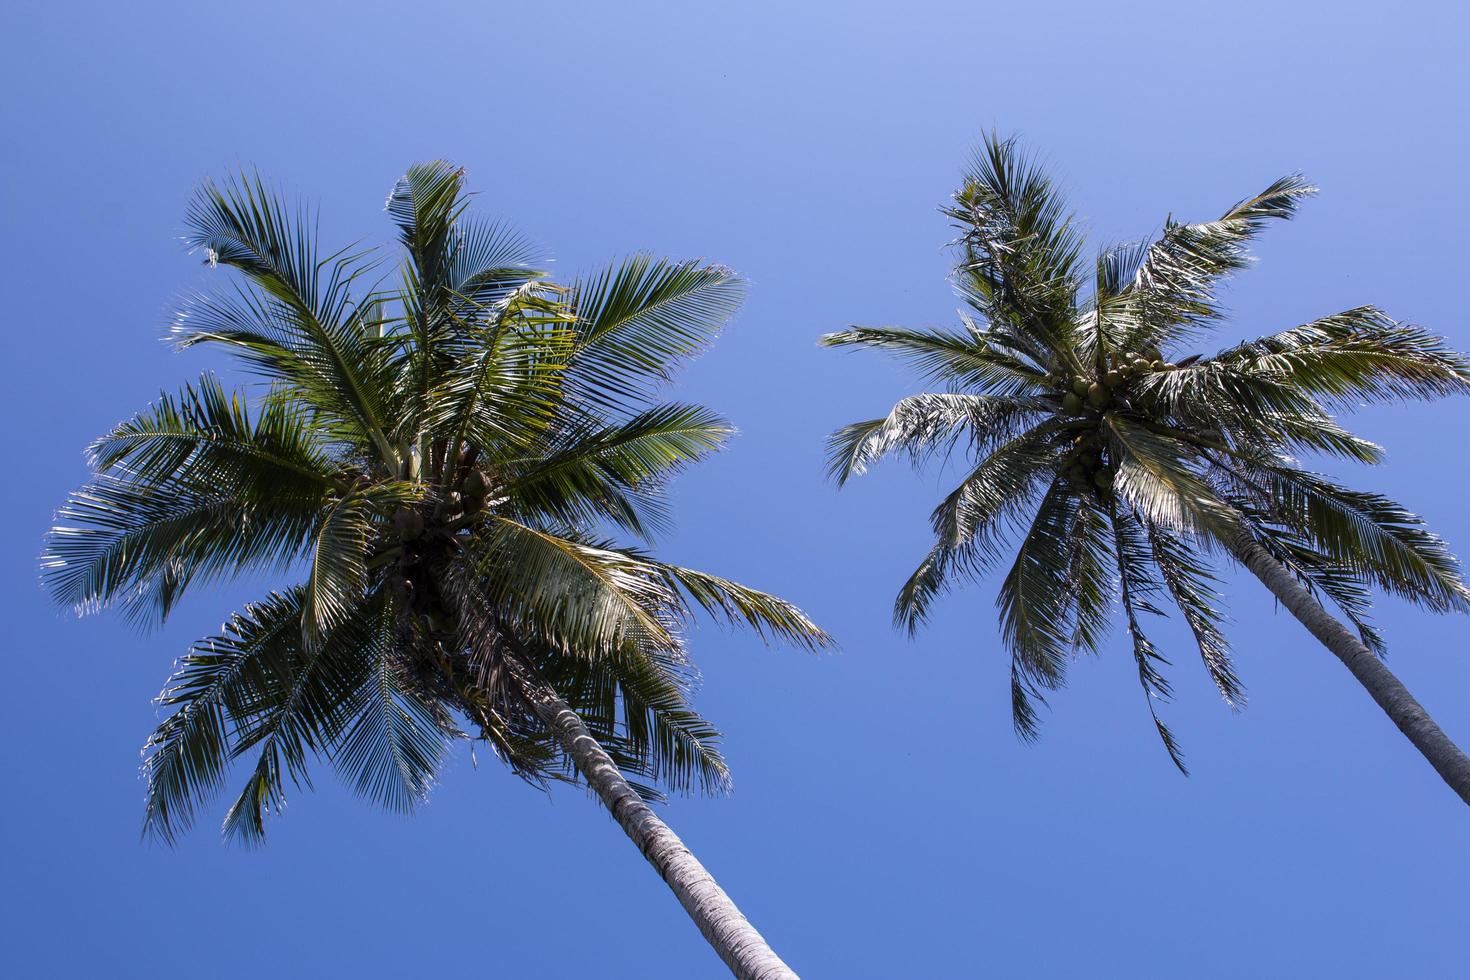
left=511, top=663, right=799, bottom=979
left=1227, top=531, right=1470, bottom=804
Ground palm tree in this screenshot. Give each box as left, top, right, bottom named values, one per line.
left=43, top=162, right=826, bottom=979
left=824, top=135, right=1470, bottom=802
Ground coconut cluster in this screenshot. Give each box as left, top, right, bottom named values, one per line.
left=1052, top=350, right=1176, bottom=494
left=388, top=466, right=495, bottom=632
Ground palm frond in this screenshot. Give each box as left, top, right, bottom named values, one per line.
left=820, top=325, right=1045, bottom=395
left=566, top=256, right=744, bottom=413
left=477, top=517, right=680, bottom=657
left=826, top=392, right=1043, bottom=485
left=505, top=403, right=733, bottom=540
left=1120, top=174, right=1315, bottom=350
left=1212, top=306, right=1470, bottom=408
left=946, top=133, right=1084, bottom=352
left=997, top=480, right=1082, bottom=737
left=178, top=173, right=395, bottom=462
left=1112, top=507, right=1188, bottom=773
left=141, top=589, right=305, bottom=843
left=656, top=564, right=833, bottom=652
left=43, top=474, right=322, bottom=626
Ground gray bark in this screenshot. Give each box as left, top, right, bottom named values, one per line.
left=513, top=664, right=799, bottom=979
left=1227, top=531, right=1470, bottom=804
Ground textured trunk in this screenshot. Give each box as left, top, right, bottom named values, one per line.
left=1228, top=531, right=1470, bottom=804
left=515, top=666, right=799, bottom=979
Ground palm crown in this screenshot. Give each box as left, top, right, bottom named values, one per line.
left=44, top=162, right=828, bottom=844
left=825, top=135, right=1470, bottom=770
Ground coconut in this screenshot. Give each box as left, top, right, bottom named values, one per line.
left=463, top=469, right=490, bottom=498
left=1151, top=359, right=1165, bottom=371
left=394, top=507, right=424, bottom=541
left=1062, top=392, right=1083, bottom=413
left=1105, top=370, right=1124, bottom=387
left=433, top=491, right=463, bottom=521
left=1071, top=377, right=1090, bottom=396
left=1087, top=383, right=1109, bottom=408
left=1094, top=470, right=1114, bottom=490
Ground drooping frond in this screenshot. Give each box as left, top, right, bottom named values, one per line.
left=1146, top=525, right=1243, bottom=708
left=1228, top=458, right=1470, bottom=613
left=1105, top=416, right=1236, bottom=537
left=141, top=589, right=305, bottom=843
left=894, top=425, right=1063, bottom=633
left=1111, top=507, right=1188, bottom=773
left=301, top=482, right=420, bottom=644
left=997, top=480, right=1082, bottom=738
left=330, top=603, right=454, bottom=813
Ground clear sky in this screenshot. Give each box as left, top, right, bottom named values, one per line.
left=4, top=1, right=1468, bottom=976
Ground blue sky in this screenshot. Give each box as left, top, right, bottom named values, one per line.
left=4, top=1, right=1468, bottom=976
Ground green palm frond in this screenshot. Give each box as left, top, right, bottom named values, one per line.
left=566, top=256, right=745, bottom=414
left=655, top=563, right=834, bottom=652
left=825, top=392, right=1044, bottom=485
left=331, top=611, right=454, bottom=813
left=1121, top=174, right=1315, bottom=350
left=893, top=426, right=1062, bottom=634
left=997, top=480, right=1081, bottom=737
left=1234, top=460, right=1469, bottom=613
left=1112, top=507, right=1187, bottom=773
left=1210, top=306, right=1470, bottom=407
left=478, top=517, right=680, bottom=657
left=178, top=174, right=397, bottom=462
left=86, top=372, right=338, bottom=486
left=505, top=403, right=733, bottom=540
left=1147, top=525, right=1242, bottom=708
left=820, top=325, right=1046, bottom=395
left=301, top=482, right=420, bottom=644
left=947, top=134, right=1084, bottom=353
left=546, top=645, right=730, bottom=797
left=44, top=474, right=322, bottom=625
left=141, top=589, right=306, bottom=843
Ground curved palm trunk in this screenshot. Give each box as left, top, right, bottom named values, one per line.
left=512, top=666, right=798, bottom=979
left=1228, top=532, right=1470, bottom=804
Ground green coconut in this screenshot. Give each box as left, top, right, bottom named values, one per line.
left=1087, top=383, right=1109, bottom=408
left=1105, top=370, right=1124, bottom=387
left=1071, top=377, right=1090, bottom=396
left=1062, top=392, right=1083, bottom=413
